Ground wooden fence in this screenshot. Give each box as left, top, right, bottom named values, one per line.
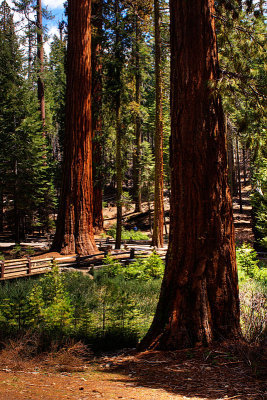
left=0, top=249, right=139, bottom=281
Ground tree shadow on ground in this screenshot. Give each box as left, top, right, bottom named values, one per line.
left=98, top=342, right=267, bottom=399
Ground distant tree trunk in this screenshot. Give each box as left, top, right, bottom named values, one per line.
left=27, top=21, right=33, bottom=79
left=51, top=0, right=97, bottom=255
left=115, top=99, right=122, bottom=249
left=226, top=117, right=236, bottom=197
left=14, top=159, right=20, bottom=244
left=92, top=0, right=104, bottom=233
left=114, top=0, right=123, bottom=250
left=242, top=146, right=247, bottom=186
left=246, top=0, right=253, bottom=13
left=140, top=0, right=241, bottom=350
left=152, top=0, right=164, bottom=248
left=133, top=15, right=142, bottom=213
left=0, top=185, right=3, bottom=233
left=36, top=0, right=46, bottom=134
left=259, top=0, right=264, bottom=15
left=236, top=138, right=243, bottom=213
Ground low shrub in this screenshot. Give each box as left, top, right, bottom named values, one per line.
left=236, top=243, right=267, bottom=284
left=239, top=280, right=266, bottom=343
left=0, top=259, right=161, bottom=350
left=106, top=225, right=149, bottom=240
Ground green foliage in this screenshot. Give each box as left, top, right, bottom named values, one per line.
left=250, top=159, right=267, bottom=249
left=96, top=252, right=164, bottom=282
left=0, top=2, right=57, bottom=239
left=239, top=279, right=266, bottom=343
left=10, top=244, right=22, bottom=259
left=0, top=257, right=162, bottom=349
left=236, top=243, right=267, bottom=284
left=124, top=252, right=165, bottom=281
left=107, top=225, right=149, bottom=240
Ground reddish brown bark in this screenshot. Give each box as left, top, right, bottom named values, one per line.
left=140, top=0, right=241, bottom=350
left=92, top=0, right=104, bottom=233
left=152, top=0, right=164, bottom=248
left=36, top=0, right=45, bottom=133
left=133, top=14, right=142, bottom=213
left=51, top=0, right=97, bottom=255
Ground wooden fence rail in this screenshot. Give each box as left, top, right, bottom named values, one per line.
left=0, top=249, right=141, bottom=281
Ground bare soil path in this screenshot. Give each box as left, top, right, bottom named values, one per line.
left=232, top=183, right=254, bottom=245
left=0, top=345, right=266, bottom=400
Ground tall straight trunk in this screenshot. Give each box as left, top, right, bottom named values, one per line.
left=14, top=159, right=20, bottom=244
left=51, top=0, right=97, bottom=255
left=133, top=15, right=142, bottom=213
left=242, top=146, right=247, bottom=186
left=36, top=0, right=45, bottom=133
left=259, top=0, right=264, bottom=15
left=226, top=117, right=236, bottom=197
left=236, top=138, right=243, bottom=213
left=140, top=0, right=240, bottom=350
left=114, top=0, right=123, bottom=250
left=152, top=0, right=164, bottom=248
left=92, top=0, right=104, bottom=233
left=115, top=99, right=122, bottom=249
left=27, top=21, right=33, bottom=79
left=0, top=185, right=3, bottom=233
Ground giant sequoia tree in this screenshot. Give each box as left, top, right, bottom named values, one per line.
left=52, top=0, right=97, bottom=255
left=140, top=0, right=241, bottom=350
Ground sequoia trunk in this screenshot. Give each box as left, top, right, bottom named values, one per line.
left=51, top=0, right=97, bottom=255
left=152, top=0, right=164, bottom=248
left=140, top=0, right=241, bottom=350
left=92, top=0, right=104, bottom=233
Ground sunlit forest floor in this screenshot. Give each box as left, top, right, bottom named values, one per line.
left=0, top=342, right=266, bottom=399
left=0, top=182, right=266, bottom=400
left=233, top=183, right=254, bottom=245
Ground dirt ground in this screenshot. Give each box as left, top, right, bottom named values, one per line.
left=0, top=344, right=266, bottom=400
left=0, top=183, right=265, bottom=399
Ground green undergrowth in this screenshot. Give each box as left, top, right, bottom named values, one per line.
left=0, top=254, right=163, bottom=351
left=237, top=243, right=267, bottom=343
left=106, top=225, right=149, bottom=240
left=0, top=246, right=265, bottom=351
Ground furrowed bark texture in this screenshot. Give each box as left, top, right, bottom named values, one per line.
left=92, top=0, right=104, bottom=233
left=152, top=0, right=164, bottom=248
left=52, top=0, right=97, bottom=255
left=140, top=0, right=241, bottom=350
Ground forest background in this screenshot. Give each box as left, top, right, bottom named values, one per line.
left=0, top=0, right=266, bottom=351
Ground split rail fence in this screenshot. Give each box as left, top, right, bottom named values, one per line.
left=0, top=244, right=167, bottom=281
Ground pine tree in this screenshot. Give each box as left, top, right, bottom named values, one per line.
left=0, top=1, right=54, bottom=240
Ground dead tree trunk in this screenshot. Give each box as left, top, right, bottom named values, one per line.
left=51, top=0, right=97, bottom=255
left=140, top=0, right=241, bottom=350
